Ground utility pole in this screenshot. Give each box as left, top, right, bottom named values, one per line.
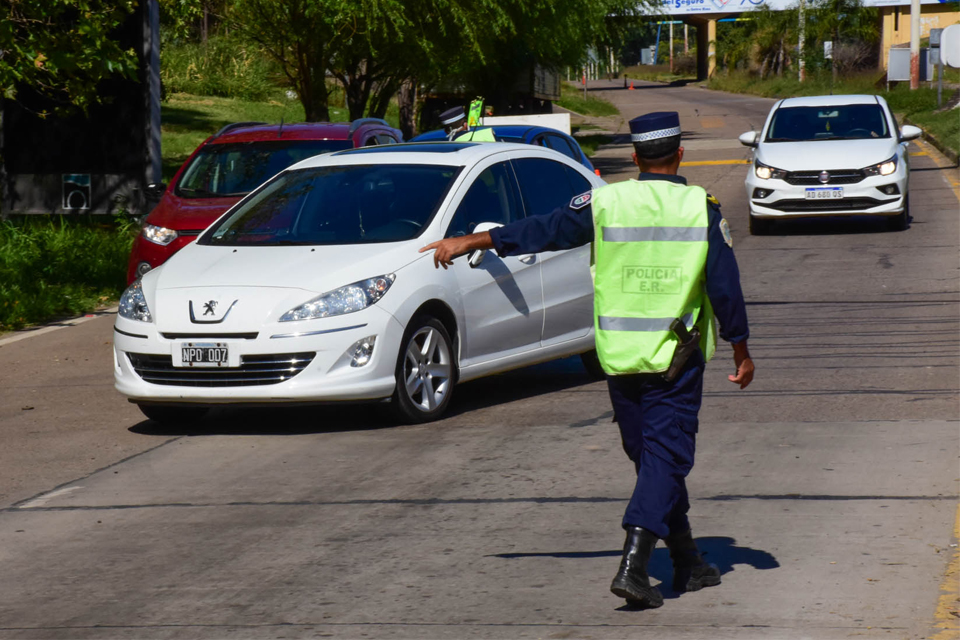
left=910, top=0, right=921, bottom=88
left=798, top=0, right=806, bottom=82
left=685, top=24, right=689, bottom=55
left=670, top=21, right=674, bottom=72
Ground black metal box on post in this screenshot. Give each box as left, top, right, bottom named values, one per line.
left=1, top=0, right=161, bottom=216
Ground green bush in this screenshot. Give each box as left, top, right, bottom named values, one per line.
left=161, top=34, right=281, bottom=101
left=0, top=217, right=136, bottom=330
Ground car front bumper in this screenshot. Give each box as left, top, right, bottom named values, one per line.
left=745, top=168, right=908, bottom=219
left=113, top=306, right=403, bottom=405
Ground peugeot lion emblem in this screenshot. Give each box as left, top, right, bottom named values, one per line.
left=818, top=171, right=830, bottom=184
left=189, top=299, right=238, bottom=324
left=203, top=300, right=218, bottom=316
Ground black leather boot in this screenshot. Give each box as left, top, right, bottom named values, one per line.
left=609, top=526, right=663, bottom=607
left=664, top=528, right=721, bottom=592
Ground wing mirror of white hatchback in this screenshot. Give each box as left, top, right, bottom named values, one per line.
left=466, top=221, right=503, bottom=268
left=900, top=125, right=922, bottom=142
left=738, top=131, right=760, bottom=147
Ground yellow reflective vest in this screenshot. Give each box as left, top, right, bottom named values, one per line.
left=591, top=179, right=717, bottom=375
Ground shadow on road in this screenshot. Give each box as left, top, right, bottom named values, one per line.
left=490, top=535, right=779, bottom=602
left=129, top=356, right=600, bottom=437
left=756, top=215, right=912, bottom=236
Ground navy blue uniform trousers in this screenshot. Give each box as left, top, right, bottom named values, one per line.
left=606, top=350, right=705, bottom=539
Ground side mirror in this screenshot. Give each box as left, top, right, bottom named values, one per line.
left=466, top=221, right=503, bottom=268
left=738, top=131, right=759, bottom=147
left=145, top=182, right=167, bottom=199
left=900, top=125, right=922, bottom=142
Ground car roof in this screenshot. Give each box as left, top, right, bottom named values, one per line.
left=778, top=94, right=881, bottom=108
left=210, top=121, right=401, bottom=144
left=287, top=141, right=579, bottom=170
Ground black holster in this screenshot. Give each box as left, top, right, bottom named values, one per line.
left=662, top=319, right=701, bottom=383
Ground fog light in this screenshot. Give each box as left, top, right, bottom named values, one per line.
left=752, top=188, right=772, bottom=199
left=878, top=184, right=900, bottom=196
left=349, top=335, right=377, bottom=367
left=136, top=261, right=153, bottom=278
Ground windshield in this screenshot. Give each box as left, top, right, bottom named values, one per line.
left=200, top=164, right=462, bottom=246
left=177, top=140, right=353, bottom=198
left=765, top=104, right=890, bottom=142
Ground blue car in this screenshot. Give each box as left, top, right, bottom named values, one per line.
left=410, top=125, right=597, bottom=174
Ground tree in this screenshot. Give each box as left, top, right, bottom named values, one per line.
left=226, top=0, right=351, bottom=121
left=808, top=0, right=878, bottom=81
left=0, top=0, right=139, bottom=115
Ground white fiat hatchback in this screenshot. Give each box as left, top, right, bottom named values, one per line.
left=740, top=94, right=922, bottom=234
left=114, top=142, right=603, bottom=424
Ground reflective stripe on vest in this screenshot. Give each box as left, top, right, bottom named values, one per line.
left=591, top=179, right=718, bottom=375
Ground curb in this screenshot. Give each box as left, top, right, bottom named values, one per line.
left=902, top=116, right=959, bottom=165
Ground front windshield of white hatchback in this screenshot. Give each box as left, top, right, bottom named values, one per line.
left=766, top=105, right=890, bottom=142
left=200, top=164, right=462, bottom=246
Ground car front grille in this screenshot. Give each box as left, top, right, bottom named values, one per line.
left=765, top=197, right=897, bottom=212
left=784, top=170, right=865, bottom=185
left=127, top=352, right=315, bottom=387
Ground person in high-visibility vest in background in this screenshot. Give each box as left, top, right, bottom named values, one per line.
left=421, top=111, right=754, bottom=609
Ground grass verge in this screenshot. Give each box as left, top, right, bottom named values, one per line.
left=0, top=217, right=137, bottom=331
left=557, top=82, right=619, bottom=117
left=575, top=134, right=614, bottom=157
left=709, top=71, right=959, bottom=156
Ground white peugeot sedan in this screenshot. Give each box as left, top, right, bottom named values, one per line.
left=739, top=95, right=922, bottom=234
left=114, top=142, right=602, bottom=424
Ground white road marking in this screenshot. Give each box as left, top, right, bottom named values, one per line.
left=0, top=307, right=118, bottom=348
left=18, top=486, right=84, bottom=509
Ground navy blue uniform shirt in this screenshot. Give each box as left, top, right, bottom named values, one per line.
left=488, top=173, right=749, bottom=344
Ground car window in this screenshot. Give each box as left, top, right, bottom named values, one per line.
left=564, top=165, right=592, bottom=194
left=511, top=157, right=578, bottom=217
left=363, top=136, right=379, bottom=147
left=545, top=134, right=580, bottom=161
left=765, top=104, right=890, bottom=142
left=376, top=134, right=397, bottom=145
left=177, top=140, right=352, bottom=198
left=446, top=162, right=523, bottom=238
left=201, top=164, right=462, bottom=246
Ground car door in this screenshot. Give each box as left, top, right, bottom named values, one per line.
left=511, top=156, right=595, bottom=347
left=444, top=159, right=544, bottom=365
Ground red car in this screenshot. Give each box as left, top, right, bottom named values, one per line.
left=127, top=118, right=403, bottom=283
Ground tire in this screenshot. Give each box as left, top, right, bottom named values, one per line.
left=138, top=404, right=208, bottom=425
left=580, top=349, right=606, bottom=380
left=749, top=215, right=771, bottom=236
left=887, top=196, right=909, bottom=231
left=390, top=316, right=456, bottom=424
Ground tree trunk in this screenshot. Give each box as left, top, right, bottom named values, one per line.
left=201, top=4, right=209, bottom=42
left=832, top=27, right=839, bottom=82
left=368, top=79, right=399, bottom=120
left=398, top=80, right=417, bottom=140
left=299, top=74, right=330, bottom=122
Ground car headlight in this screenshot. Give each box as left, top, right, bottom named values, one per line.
left=755, top=160, right=787, bottom=181
left=118, top=281, right=152, bottom=323
left=142, top=224, right=178, bottom=246
left=279, top=274, right=395, bottom=322
left=863, top=155, right=898, bottom=177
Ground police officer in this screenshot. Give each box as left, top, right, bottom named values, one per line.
left=421, top=111, right=755, bottom=608
left=439, top=106, right=469, bottom=141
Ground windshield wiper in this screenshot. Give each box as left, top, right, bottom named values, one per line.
left=765, top=137, right=798, bottom=142
left=178, top=187, right=218, bottom=196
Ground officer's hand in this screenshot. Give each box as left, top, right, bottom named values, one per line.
left=729, top=341, right=754, bottom=389
left=420, top=232, right=494, bottom=270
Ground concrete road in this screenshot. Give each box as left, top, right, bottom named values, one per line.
left=0, top=81, right=957, bottom=640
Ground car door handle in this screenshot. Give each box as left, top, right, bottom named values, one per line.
left=517, top=254, right=536, bottom=264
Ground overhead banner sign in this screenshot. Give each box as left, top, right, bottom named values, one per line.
left=663, top=0, right=955, bottom=16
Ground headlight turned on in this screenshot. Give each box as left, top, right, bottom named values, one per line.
left=863, top=155, right=898, bottom=177
left=280, top=275, right=396, bottom=322
left=755, top=160, right=787, bottom=181
left=142, top=224, right=179, bottom=246
left=118, top=281, right=152, bottom=322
